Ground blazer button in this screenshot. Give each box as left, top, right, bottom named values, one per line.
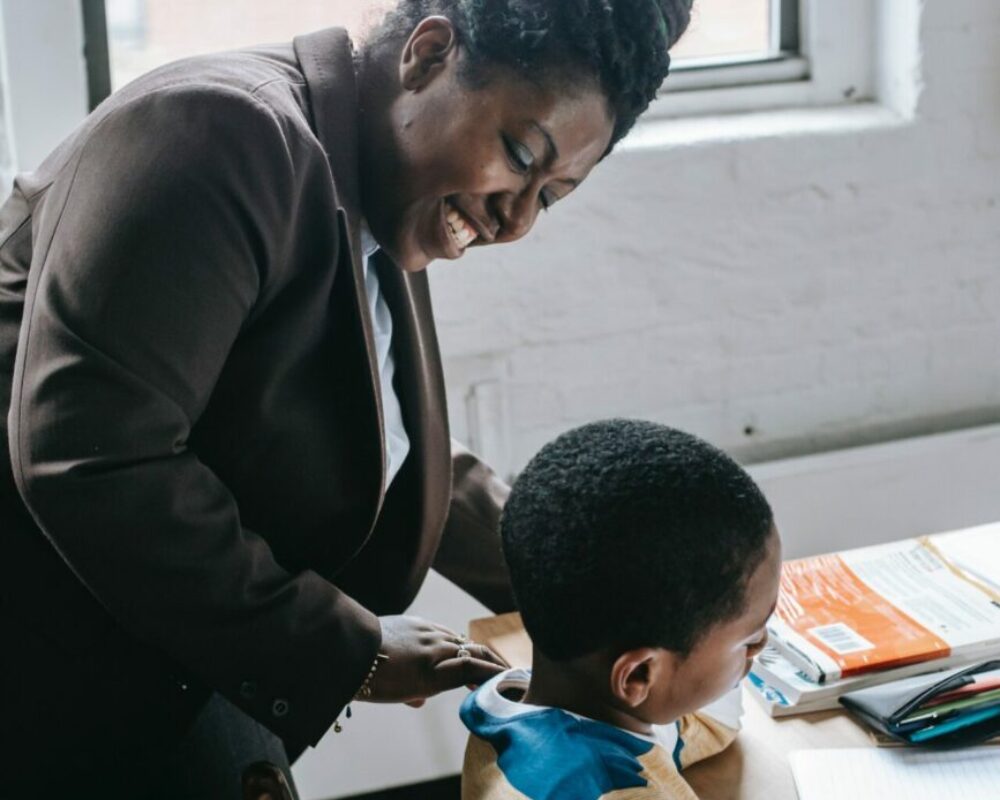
left=240, top=681, right=257, bottom=700
left=272, top=698, right=290, bottom=718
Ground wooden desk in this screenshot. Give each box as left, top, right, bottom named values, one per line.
left=682, top=686, right=871, bottom=800
left=470, top=613, right=873, bottom=800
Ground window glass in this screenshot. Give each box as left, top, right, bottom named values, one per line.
left=106, top=0, right=776, bottom=91
left=672, top=0, right=773, bottom=63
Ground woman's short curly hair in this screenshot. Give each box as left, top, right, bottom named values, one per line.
left=365, top=0, right=693, bottom=151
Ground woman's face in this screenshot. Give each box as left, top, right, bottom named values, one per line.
left=363, top=18, right=615, bottom=272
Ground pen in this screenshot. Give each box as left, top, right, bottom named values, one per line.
left=900, top=687, right=1000, bottom=725
left=908, top=703, right=1000, bottom=743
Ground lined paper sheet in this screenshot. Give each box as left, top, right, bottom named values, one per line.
left=789, top=747, right=1000, bottom=800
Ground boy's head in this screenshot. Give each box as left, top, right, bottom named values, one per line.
left=501, top=419, right=781, bottom=726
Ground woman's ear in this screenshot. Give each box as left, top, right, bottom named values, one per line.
left=609, top=648, right=677, bottom=709
left=399, top=16, right=458, bottom=92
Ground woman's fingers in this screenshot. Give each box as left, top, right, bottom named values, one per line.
left=430, top=640, right=507, bottom=668
left=372, top=615, right=509, bottom=704
left=433, top=655, right=507, bottom=690
left=473, top=642, right=510, bottom=669
left=428, top=621, right=462, bottom=639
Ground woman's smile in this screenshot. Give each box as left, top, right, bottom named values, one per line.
left=442, top=198, right=480, bottom=256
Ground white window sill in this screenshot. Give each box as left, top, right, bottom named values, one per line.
left=619, top=101, right=907, bottom=154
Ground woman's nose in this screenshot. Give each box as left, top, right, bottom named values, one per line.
left=492, top=192, right=536, bottom=243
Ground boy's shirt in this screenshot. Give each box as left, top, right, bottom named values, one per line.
left=460, top=668, right=742, bottom=800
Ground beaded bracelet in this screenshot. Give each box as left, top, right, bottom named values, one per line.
left=334, top=652, right=389, bottom=733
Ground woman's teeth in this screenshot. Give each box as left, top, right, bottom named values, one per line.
left=446, top=206, right=479, bottom=250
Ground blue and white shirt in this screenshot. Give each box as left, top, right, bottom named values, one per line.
left=460, top=669, right=742, bottom=800
left=359, top=222, right=409, bottom=488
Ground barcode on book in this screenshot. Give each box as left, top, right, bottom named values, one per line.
left=808, top=623, right=874, bottom=655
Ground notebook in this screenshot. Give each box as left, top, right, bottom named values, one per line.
left=789, top=747, right=1000, bottom=800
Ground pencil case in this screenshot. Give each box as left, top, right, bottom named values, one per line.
left=839, top=659, right=1000, bottom=747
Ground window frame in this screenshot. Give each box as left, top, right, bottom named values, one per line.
left=82, top=0, right=872, bottom=118
left=665, top=0, right=803, bottom=93
left=83, top=0, right=111, bottom=111
left=82, top=0, right=806, bottom=113
left=0, top=0, right=877, bottom=178
left=649, top=0, right=876, bottom=119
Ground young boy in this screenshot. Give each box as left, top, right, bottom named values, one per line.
left=460, top=419, right=782, bottom=800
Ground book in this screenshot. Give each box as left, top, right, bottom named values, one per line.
left=766, top=522, right=1000, bottom=684
left=745, top=643, right=997, bottom=717
left=746, top=670, right=839, bottom=716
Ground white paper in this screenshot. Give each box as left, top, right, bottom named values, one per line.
left=933, top=522, right=1000, bottom=592
left=789, top=747, right=1000, bottom=800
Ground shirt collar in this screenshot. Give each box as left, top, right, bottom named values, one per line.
left=360, top=219, right=380, bottom=259
left=473, top=668, right=675, bottom=748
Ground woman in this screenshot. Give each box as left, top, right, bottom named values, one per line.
left=0, top=0, right=691, bottom=796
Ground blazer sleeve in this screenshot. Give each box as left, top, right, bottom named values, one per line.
left=8, top=85, right=380, bottom=750
left=433, top=441, right=517, bottom=613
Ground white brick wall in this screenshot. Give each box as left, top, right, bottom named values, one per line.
left=432, top=1, right=1000, bottom=476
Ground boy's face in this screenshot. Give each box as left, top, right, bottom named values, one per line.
left=641, top=527, right=782, bottom=724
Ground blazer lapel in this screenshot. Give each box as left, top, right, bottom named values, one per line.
left=294, top=28, right=453, bottom=594
left=294, top=28, right=387, bottom=512
left=373, top=252, right=453, bottom=579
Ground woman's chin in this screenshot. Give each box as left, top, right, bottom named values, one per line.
left=396, top=245, right=435, bottom=272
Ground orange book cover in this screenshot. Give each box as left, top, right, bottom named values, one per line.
left=767, top=526, right=1000, bottom=683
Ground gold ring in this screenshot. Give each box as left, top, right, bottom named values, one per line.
left=456, top=646, right=471, bottom=660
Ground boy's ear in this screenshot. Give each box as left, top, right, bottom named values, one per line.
left=399, top=16, right=458, bottom=92
left=609, top=648, right=678, bottom=708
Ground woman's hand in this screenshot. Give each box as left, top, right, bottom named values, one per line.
left=363, top=615, right=509, bottom=704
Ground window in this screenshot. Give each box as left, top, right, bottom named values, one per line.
left=667, top=0, right=804, bottom=92
left=90, top=0, right=801, bottom=103
left=653, top=0, right=876, bottom=118
left=99, top=0, right=388, bottom=94
left=0, top=0, right=875, bottom=178
left=673, top=0, right=794, bottom=65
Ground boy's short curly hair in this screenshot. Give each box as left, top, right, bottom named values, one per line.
left=366, top=0, right=693, bottom=150
left=500, top=419, right=774, bottom=661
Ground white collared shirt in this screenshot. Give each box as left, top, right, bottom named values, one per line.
left=360, top=222, right=410, bottom=488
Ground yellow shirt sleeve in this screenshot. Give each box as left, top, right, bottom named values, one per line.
left=676, top=711, right=739, bottom=770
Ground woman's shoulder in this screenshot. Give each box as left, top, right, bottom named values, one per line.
left=103, top=45, right=315, bottom=142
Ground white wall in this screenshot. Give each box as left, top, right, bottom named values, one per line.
left=435, top=0, right=1000, bottom=480
left=0, top=0, right=89, bottom=182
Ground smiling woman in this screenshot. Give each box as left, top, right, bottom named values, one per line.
left=0, top=2, right=691, bottom=798
left=355, top=1, right=688, bottom=270
left=356, top=16, right=615, bottom=269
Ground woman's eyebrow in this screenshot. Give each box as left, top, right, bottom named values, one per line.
left=528, top=120, right=559, bottom=162
left=527, top=120, right=580, bottom=188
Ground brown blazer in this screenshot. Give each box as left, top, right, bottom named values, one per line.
left=0, top=28, right=512, bottom=757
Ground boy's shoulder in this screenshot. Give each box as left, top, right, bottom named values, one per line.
left=460, top=670, right=690, bottom=800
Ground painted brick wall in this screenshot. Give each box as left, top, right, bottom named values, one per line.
left=432, top=1, right=1000, bottom=477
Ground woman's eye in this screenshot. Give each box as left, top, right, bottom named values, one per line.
left=503, top=135, right=534, bottom=173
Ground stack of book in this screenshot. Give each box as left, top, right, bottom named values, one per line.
left=747, top=522, right=1000, bottom=718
